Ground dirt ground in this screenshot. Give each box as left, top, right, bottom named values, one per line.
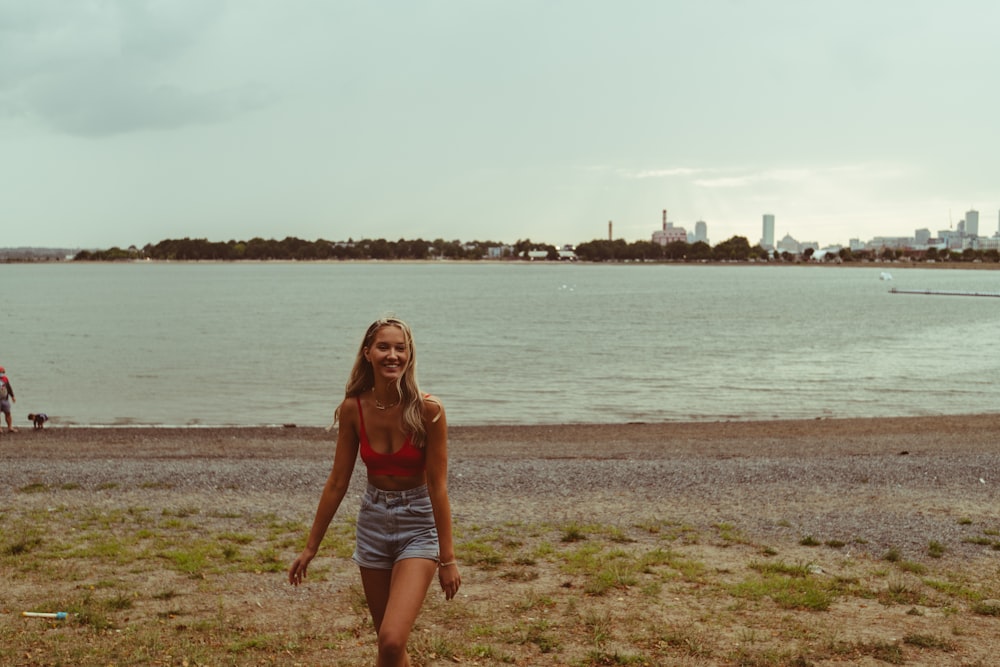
left=2, top=416, right=999, bottom=665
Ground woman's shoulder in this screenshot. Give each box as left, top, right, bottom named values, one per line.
left=335, top=395, right=362, bottom=425
left=421, top=393, right=445, bottom=423
left=340, top=394, right=361, bottom=413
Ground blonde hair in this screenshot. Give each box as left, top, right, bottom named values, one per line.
left=335, top=316, right=437, bottom=447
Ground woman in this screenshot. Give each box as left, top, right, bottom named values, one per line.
left=288, top=317, right=460, bottom=667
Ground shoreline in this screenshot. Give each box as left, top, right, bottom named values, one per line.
left=8, top=255, right=1000, bottom=269
left=4, top=413, right=1000, bottom=459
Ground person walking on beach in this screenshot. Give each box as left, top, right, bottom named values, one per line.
left=288, top=316, right=460, bottom=666
left=0, top=367, right=17, bottom=433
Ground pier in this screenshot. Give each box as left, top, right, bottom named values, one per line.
left=889, top=288, right=1000, bottom=298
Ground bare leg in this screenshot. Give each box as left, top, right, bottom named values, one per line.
left=360, top=558, right=437, bottom=667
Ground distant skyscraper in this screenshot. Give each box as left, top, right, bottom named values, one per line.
left=694, top=220, right=708, bottom=244
left=761, top=214, right=775, bottom=248
left=965, top=209, right=979, bottom=236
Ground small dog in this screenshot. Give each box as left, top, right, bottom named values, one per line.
left=27, top=413, right=49, bottom=430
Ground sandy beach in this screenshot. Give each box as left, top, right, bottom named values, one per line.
left=3, top=415, right=1000, bottom=666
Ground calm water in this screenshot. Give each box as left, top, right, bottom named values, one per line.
left=1, top=262, right=999, bottom=427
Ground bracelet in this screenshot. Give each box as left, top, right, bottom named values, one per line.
left=438, top=560, right=457, bottom=568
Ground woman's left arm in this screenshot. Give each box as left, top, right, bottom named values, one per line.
left=424, top=395, right=461, bottom=600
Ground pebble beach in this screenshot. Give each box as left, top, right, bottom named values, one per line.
left=4, top=415, right=999, bottom=560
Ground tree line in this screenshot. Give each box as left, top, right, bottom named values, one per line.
left=75, top=237, right=525, bottom=262
left=71, top=235, right=1000, bottom=263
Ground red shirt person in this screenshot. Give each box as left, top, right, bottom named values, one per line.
left=0, top=366, right=16, bottom=433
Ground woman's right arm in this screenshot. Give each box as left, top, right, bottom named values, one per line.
left=288, top=399, right=360, bottom=586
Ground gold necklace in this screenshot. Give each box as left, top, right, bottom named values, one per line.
left=372, top=388, right=400, bottom=410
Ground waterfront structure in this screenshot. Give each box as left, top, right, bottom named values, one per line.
left=761, top=214, right=775, bottom=249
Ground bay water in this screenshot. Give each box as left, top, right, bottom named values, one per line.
left=1, top=262, right=998, bottom=427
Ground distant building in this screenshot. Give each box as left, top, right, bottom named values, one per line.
left=761, top=214, right=775, bottom=249
left=652, top=210, right=687, bottom=246
left=869, top=236, right=913, bottom=250
left=487, top=245, right=514, bottom=259
left=691, top=220, right=709, bottom=245
left=653, top=223, right=687, bottom=246
left=966, top=209, right=979, bottom=237
left=937, top=229, right=965, bottom=250
left=776, top=233, right=801, bottom=254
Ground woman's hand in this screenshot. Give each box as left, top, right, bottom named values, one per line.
left=288, top=548, right=317, bottom=587
left=438, top=561, right=461, bottom=600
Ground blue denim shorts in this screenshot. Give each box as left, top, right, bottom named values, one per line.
left=352, top=483, right=440, bottom=570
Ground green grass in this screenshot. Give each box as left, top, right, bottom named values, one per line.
left=730, top=572, right=836, bottom=611
left=3, top=494, right=999, bottom=666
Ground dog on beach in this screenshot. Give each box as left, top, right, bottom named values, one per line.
left=27, top=413, right=49, bottom=430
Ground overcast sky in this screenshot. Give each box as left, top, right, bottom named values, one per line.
left=2, top=0, right=998, bottom=250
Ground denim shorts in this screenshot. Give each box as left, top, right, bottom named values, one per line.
left=352, top=483, right=439, bottom=570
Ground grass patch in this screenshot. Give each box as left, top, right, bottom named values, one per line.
left=4, top=504, right=999, bottom=666
left=560, top=522, right=589, bottom=543
left=730, top=569, right=836, bottom=611
left=972, top=600, right=1000, bottom=616
left=18, top=482, right=49, bottom=493
left=903, top=633, right=956, bottom=651
left=927, top=541, right=946, bottom=559
left=882, top=547, right=902, bottom=562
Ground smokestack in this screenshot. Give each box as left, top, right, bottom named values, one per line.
left=662, top=209, right=668, bottom=231
left=608, top=220, right=612, bottom=241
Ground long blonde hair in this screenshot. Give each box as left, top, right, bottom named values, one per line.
left=335, top=317, right=436, bottom=447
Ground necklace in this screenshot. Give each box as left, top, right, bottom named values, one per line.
left=372, top=388, right=400, bottom=410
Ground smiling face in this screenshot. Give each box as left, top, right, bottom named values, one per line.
left=364, top=324, right=410, bottom=384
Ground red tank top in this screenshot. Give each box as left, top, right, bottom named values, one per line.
left=357, top=397, right=425, bottom=476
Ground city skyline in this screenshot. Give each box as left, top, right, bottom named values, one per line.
left=5, top=204, right=998, bottom=255
left=650, top=207, right=998, bottom=253
left=2, top=2, right=1000, bottom=250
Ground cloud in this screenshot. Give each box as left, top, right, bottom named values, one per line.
left=23, top=66, right=272, bottom=135
left=692, top=164, right=910, bottom=189
left=626, top=167, right=704, bottom=179
left=0, top=0, right=270, bottom=135
left=693, top=169, right=812, bottom=189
